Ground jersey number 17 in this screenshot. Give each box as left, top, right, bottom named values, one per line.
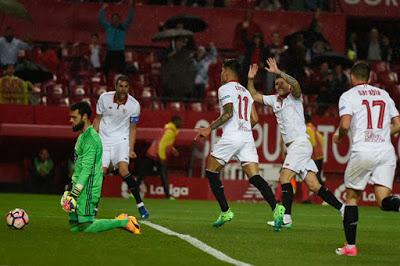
left=362, top=99, right=386, bottom=129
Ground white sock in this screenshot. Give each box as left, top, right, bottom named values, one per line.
left=346, top=244, right=356, bottom=249
left=283, top=214, right=292, bottom=224
left=137, top=202, right=144, bottom=208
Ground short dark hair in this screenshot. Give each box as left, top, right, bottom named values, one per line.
left=223, top=58, right=241, bottom=77
left=350, top=62, right=370, bottom=82
left=71, top=102, right=92, bottom=119
left=115, top=74, right=129, bottom=88
left=171, top=115, right=182, bottom=124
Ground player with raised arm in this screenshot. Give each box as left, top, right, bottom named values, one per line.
left=196, top=59, right=284, bottom=228
left=93, top=75, right=149, bottom=219
left=334, top=62, right=400, bottom=256
left=61, top=102, right=140, bottom=234
left=247, top=59, right=343, bottom=230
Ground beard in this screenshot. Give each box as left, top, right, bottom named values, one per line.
left=72, top=121, right=85, bottom=132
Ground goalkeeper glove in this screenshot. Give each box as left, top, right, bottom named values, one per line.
left=61, top=184, right=82, bottom=213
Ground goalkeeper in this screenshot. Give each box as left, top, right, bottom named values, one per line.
left=61, top=102, right=140, bottom=234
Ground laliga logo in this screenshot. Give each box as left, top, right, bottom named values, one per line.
left=149, top=184, right=189, bottom=198
left=334, top=183, right=377, bottom=202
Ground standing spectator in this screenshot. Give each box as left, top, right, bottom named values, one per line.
left=265, top=31, right=287, bottom=92
left=241, top=32, right=267, bottom=92
left=0, top=26, right=31, bottom=67
left=160, top=37, right=196, bottom=101
left=136, top=116, right=182, bottom=199
left=359, top=28, right=383, bottom=61
left=87, top=33, right=103, bottom=72
left=36, top=43, right=60, bottom=74
left=30, top=148, right=54, bottom=194
left=193, top=43, right=217, bottom=100
left=98, top=0, right=134, bottom=76
left=329, top=64, right=349, bottom=103
left=232, top=9, right=262, bottom=60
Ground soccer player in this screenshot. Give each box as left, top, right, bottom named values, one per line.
left=61, top=102, right=140, bottom=234
left=196, top=59, right=284, bottom=228
left=334, top=62, right=400, bottom=256
left=93, top=75, right=149, bottom=219
left=247, top=59, right=343, bottom=230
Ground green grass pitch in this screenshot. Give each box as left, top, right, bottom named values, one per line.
left=1, top=193, right=399, bottom=266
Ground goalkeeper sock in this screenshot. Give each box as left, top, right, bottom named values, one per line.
left=80, top=219, right=129, bottom=233
left=317, top=186, right=343, bottom=210
left=381, top=195, right=400, bottom=212
left=343, top=205, right=358, bottom=245
left=249, top=175, right=276, bottom=211
left=281, top=183, right=293, bottom=215
left=206, top=170, right=229, bottom=212
left=122, top=173, right=143, bottom=205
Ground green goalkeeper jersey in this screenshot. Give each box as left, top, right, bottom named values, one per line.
left=72, top=126, right=103, bottom=196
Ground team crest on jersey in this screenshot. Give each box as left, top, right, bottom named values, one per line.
left=123, top=109, right=127, bottom=114
left=108, top=106, right=112, bottom=109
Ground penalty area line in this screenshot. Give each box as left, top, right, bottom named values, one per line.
left=141, top=221, right=253, bottom=266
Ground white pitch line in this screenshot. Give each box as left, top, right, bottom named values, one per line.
left=141, top=221, right=253, bottom=266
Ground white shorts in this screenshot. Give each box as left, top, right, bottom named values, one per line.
left=102, top=141, right=130, bottom=169
left=345, top=149, right=396, bottom=191
left=283, top=138, right=318, bottom=180
left=211, top=137, right=258, bottom=165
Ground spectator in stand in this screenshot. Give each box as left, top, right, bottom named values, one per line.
left=232, top=9, right=262, bottom=61
left=0, top=26, right=31, bottom=67
left=241, top=32, right=267, bottom=92
left=36, top=43, right=60, bottom=74
left=136, top=116, right=182, bottom=199
left=87, top=33, right=103, bottom=73
left=98, top=0, right=134, bottom=76
left=284, top=33, right=307, bottom=86
left=346, top=32, right=359, bottom=61
left=30, top=148, right=55, bottom=194
left=160, top=37, right=196, bottom=101
left=359, top=27, right=384, bottom=61
left=305, top=10, right=330, bottom=51
left=0, top=64, right=30, bottom=105
left=193, top=43, right=218, bottom=100
left=329, top=64, right=349, bottom=103
left=265, top=31, right=287, bottom=92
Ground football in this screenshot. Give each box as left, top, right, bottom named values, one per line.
left=6, top=208, right=29, bottom=229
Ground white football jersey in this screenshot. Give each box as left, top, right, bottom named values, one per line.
left=262, top=94, right=308, bottom=144
left=96, top=91, right=140, bottom=145
left=218, top=81, right=254, bottom=141
left=339, top=84, right=399, bottom=151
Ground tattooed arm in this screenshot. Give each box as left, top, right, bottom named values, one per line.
left=195, top=103, right=233, bottom=138
left=265, top=57, right=302, bottom=99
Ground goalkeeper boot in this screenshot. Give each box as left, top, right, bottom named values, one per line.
left=138, top=206, right=149, bottom=219
left=272, top=204, right=285, bottom=231
left=335, top=244, right=358, bottom=256
left=116, top=213, right=141, bottom=235
left=212, top=209, right=234, bottom=227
